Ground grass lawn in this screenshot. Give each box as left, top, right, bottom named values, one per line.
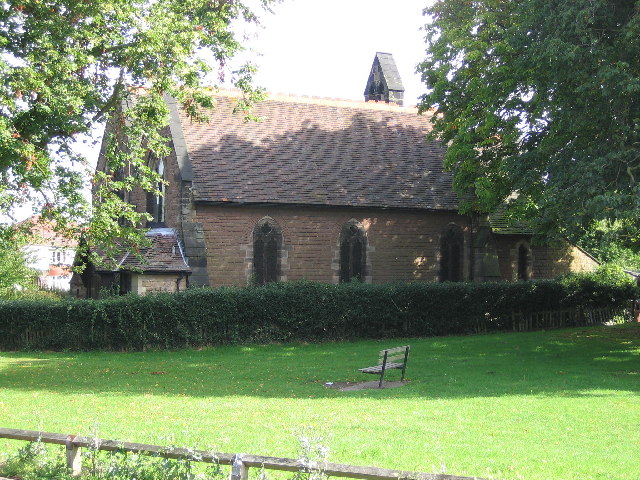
left=1, top=323, right=639, bottom=480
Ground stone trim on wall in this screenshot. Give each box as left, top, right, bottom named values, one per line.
left=180, top=181, right=209, bottom=286
left=331, top=218, right=374, bottom=284
left=244, top=216, right=291, bottom=285
left=164, top=94, right=193, bottom=181
left=437, top=222, right=467, bottom=282
left=511, top=239, right=534, bottom=281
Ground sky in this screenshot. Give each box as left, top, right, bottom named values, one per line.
left=229, top=0, right=431, bottom=106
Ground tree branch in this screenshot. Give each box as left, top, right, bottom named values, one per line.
left=92, top=69, right=126, bottom=123
left=90, top=41, right=139, bottom=57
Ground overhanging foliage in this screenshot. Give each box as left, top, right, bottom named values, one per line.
left=418, top=0, right=640, bottom=247
left=0, top=0, right=273, bottom=262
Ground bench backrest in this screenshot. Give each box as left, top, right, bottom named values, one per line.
left=378, top=345, right=410, bottom=365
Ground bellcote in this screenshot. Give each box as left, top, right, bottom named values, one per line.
left=363, top=52, right=405, bottom=106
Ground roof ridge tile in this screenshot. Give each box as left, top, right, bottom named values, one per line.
left=210, top=87, right=426, bottom=113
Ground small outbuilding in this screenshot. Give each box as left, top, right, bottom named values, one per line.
left=71, top=228, right=190, bottom=298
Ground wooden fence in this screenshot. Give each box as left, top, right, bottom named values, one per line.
left=510, top=306, right=620, bottom=332
left=0, top=428, right=486, bottom=480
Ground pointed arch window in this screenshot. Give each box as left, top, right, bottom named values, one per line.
left=517, top=243, right=532, bottom=281
left=112, top=165, right=129, bottom=226
left=440, top=224, right=463, bottom=282
left=339, top=221, right=367, bottom=283
left=147, top=157, right=166, bottom=226
left=253, top=218, right=281, bottom=285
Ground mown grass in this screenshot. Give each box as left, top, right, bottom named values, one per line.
left=1, top=324, right=639, bottom=480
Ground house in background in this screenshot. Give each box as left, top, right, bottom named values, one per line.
left=75, top=53, right=597, bottom=297
left=21, top=217, right=78, bottom=291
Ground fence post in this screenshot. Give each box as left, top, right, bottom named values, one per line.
left=230, top=454, right=248, bottom=480
left=65, top=435, right=82, bottom=476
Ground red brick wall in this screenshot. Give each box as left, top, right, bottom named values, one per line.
left=494, top=236, right=598, bottom=281
left=193, top=204, right=471, bottom=286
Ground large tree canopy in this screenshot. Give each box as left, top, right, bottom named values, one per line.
left=418, top=0, right=640, bottom=248
left=0, top=0, right=271, bottom=261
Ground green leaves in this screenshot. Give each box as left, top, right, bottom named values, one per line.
left=0, top=0, right=274, bottom=264
left=0, top=224, right=39, bottom=296
left=0, top=277, right=635, bottom=350
left=418, top=0, right=640, bottom=246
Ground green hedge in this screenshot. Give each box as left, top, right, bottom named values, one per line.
left=0, top=269, right=637, bottom=351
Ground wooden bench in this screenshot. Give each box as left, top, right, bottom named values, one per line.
left=358, top=345, right=410, bottom=388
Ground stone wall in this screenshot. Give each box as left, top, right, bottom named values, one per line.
left=131, top=273, right=187, bottom=295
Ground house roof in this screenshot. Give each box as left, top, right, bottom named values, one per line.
left=19, top=215, right=78, bottom=248
left=170, top=90, right=458, bottom=211
left=48, top=265, right=71, bottom=277
left=95, top=228, right=190, bottom=273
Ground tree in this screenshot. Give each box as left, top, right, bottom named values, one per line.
left=418, top=0, right=640, bottom=249
left=579, top=219, right=640, bottom=271
left=0, top=0, right=273, bottom=262
left=0, top=227, right=38, bottom=296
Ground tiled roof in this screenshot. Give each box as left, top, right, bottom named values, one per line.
left=174, top=90, right=458, bottom=211
left=19, top=215, right=78, bottom=247
left=95, top=228, right=190, bottom=273
left=489, top=204, right=535, bottom=235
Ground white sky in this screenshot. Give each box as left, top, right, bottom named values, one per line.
left=232, top=0, right=431, bottom=106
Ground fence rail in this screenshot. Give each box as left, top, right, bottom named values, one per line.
left=510, top=306, right=621, bottom=332
left=0, top=428, right=486, bottom=480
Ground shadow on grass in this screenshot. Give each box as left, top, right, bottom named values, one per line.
left=1, top=324, right=639, bottom=400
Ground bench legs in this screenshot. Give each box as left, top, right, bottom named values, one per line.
left=378, top=351, right=388, bottom=388
left=400, top=347, right=409, bottom=382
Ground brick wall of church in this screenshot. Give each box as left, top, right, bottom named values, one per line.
left=494, top=236, right=598, bottom=281
left=128, top=127, right=182, bottom=230
left=193, top=204, right=472, bottom=286
left=163, top=129, right=182, bottom=229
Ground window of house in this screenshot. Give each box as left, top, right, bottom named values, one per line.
left=119, top=272, right=132, bottom=295
left=518, top=243, right=531, bottom=281
left=440, top=224, right=463, bottom=282
left=253, top=218, right=281, bottom=285
left=147, top=156, right=165, bottom=226
left=339, top=221, right=367, bottom=283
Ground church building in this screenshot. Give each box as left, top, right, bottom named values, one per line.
left=73, top=53, right=597, bottom=298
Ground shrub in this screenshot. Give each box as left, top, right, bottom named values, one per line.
left=0, top=273, right=636, bottom=351
left=0, top=441, right=225, bottom=480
